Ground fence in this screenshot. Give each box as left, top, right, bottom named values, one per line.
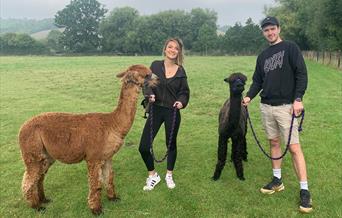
left=302, top=50, right=341, bottom=69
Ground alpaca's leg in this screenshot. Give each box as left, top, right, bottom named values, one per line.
left=212, top=134, right=228, bottom=180
left=37, top=155, right=55, bottom=204
left=87, top=160, right=104, bottom=215
left=22, top=162, right=44, bottom=210
left=232, top=136, right=245, bottom=180
left=242, top=136, right=248, bottom=161
left=101, top=159, right=120, bottom=202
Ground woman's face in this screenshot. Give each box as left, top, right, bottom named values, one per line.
left=164, top=40, right=179, bottom=60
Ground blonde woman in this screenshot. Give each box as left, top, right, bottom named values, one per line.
left=139, top=38, right=190, bottom=191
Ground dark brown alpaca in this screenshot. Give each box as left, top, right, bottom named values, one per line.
left=18, top=65, right=158, bottom=215
left=212, top=72, right=248, bottom=181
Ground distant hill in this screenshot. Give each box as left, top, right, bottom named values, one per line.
left=0, top=18, right=58, bottom=34
left=30, top=28, right=64, bottom=40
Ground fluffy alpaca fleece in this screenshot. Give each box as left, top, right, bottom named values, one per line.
left=212, top=72, right=248, bottom=181
left=18, top=65, right=158, bottom=215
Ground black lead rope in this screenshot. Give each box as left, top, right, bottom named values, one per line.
left=246, top=107, right=305, bottom=160
left=149, top=103, right=178, bottom=163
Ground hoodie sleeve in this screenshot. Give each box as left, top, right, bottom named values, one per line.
left=177, top=77, right=190, bottom=108
left=246, top=57, right=263, bottom=100
left=289, top=43, right=308, bottom=100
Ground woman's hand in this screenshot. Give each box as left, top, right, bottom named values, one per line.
left=173, top=101, right=183, bottom=109
left=242, top=97, right=251, bottom=106
left=149, top=95, right=155, bottom=103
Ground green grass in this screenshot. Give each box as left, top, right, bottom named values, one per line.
left=0, top=56, right=341, bottom=217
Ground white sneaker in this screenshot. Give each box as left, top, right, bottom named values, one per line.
left=165, top=175, right=176, bottom=189
left=143, top=173, right=161, bottom=191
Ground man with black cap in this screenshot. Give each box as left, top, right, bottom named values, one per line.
left=243, top=16, right=313, bottom=213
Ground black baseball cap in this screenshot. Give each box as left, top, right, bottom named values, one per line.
left=261, top=16, right=279, bottom=28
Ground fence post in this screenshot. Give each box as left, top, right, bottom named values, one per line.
left=329, top=52, right=331, bottom=65
left=316, top=51, right=319, bottom=62
left=338, top=50, right=341, bottom=68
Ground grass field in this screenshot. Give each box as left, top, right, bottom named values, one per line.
left=0, top=56, right=341, bottom=217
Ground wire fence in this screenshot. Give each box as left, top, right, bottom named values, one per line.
left=303, top=50, right=341, bottom=69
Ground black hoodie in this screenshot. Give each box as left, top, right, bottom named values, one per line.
left=246, top=40, right=308, bottom=106
left=144, top=60, right=190, bottom=109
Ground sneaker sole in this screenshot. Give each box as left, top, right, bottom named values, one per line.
left=299, top=199, right=313, bottom=213
left=166, top=184, right=176, bottom=189
left=260, top=184, right=285, bottom=194
left=299, top=206, right=313, bottom=213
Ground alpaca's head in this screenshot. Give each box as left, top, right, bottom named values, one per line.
left=117, top=65, right=158, bottom=88
left=224, top=72, right=247, bottom=95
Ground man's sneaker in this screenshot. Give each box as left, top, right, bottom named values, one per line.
left=260, top=176, right=285, bottom=194
left=143, top=173, right=161, bottom=191
left=299, top=189, right=313, bottom=213
left=165, top=175, right=176, bottom=189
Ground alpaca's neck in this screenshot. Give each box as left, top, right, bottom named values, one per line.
left=112, top=84, right=140, bottom=137
left=228, top=93, right=242, bottom=126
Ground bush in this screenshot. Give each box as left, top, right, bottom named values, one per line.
left=0, top=33, right=49, bottom=55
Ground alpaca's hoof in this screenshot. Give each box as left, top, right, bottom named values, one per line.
left=91, top=207, right=103, bottom=216
left=41, top=198, right=52, bottom=204
left=36, top=206, right=46, bottom=213
left=108, top=196, right=121, bottom=202
left=212, top=170, right=222, bottom=181
left=212, top=175, right=220, bottom=181
left=238, top=176, right=245, bottom=181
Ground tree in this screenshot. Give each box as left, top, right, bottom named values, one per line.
left=265, top=0, right=342, bottom=51
left=54, top=0, right=107, bottom=52
left=265, top=0, right=310, bottom=49
left=222, top=18, right=265, bottom=55
left=99, top=7, right=139, bottom=53
left=189, top=8, right=218, bottom=50
left=192, top=23, right=217, bottom=55
left=46, top=30, right=63, bottom=53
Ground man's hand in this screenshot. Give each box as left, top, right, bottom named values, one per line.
left=292, top=100, right=304, bottom=116
left=173, top=101, right=183, bottom=109
left=242, top=97, right=251, bottom=106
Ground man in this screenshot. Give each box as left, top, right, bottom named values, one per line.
left=243, top=16, right=312, bottom=213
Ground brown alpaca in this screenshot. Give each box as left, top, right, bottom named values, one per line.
left=18, top=64, right=157, bottom=215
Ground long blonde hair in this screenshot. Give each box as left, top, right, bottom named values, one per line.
left=163, top=38, right=184, bottom=66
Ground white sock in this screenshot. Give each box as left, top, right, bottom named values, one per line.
left=166, top=172, right=172, bottom=178
left=300, top=181, right=309, bottom=190
left=273, top=168, right=281, bottom=179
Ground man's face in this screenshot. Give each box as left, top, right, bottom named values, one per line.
left=262, top=25, right=281, bottom=44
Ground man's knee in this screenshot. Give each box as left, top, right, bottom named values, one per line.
left=269, top=137, right=281, bottom=148
left=289, top=143, right=302, bottom=154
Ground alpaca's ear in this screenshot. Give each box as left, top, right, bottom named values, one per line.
left=116, top=71, right=127, bottom=78
left=224, top=78, right=229, bottom=83
left=125, top=71, right=136, bottom=81
left=240, top=74, right=247, bottom=82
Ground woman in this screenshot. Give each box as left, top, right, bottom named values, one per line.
left=139, top=38, right=190, bottom=191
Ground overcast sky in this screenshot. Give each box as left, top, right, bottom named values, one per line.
left=1, top=0, right=276, bottom=26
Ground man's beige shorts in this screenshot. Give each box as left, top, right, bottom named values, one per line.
left=260, top=103, right=299, bottom=145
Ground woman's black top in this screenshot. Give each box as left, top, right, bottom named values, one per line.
left=144, top=60, right=190, bottom=109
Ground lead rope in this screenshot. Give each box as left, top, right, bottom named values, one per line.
left=246, top=107, right=305, bottom=160
left=149, top=103, right=178, bottom=163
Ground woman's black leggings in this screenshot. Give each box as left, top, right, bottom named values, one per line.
left=139, top=104, right=181, bottom=171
